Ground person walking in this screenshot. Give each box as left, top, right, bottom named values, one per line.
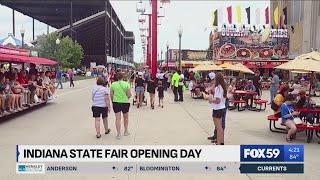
left=252, top=70, right=261, bottom=99
left=270, top=71, right=280, bottom=103
left=68, top=69, right=75, bottom=88
left=135, top=72, right=145, bottom=108
left=208, top=72, right=227, bottom=145
left=157, top=80, right=164, bottom=108
left=178, top=70, right=184, bottom=102
left=147, top=77, right=156, bottom=109
left=91, top=77, right=111, bottom=138
left=171, top=70, right=180, bottom=102
left=56, top=67, right=63, bottom=89
left=110, top=72, right=132, bottom=139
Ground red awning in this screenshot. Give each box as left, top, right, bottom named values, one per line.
left=262, top=63, right=276, bottom=69
left=0, top=53, right=58, bottom=65
left=0, top=53, right=24, bottom=63
left=245, top=63, right=258, bottom=69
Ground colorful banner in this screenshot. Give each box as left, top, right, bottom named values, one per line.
left=255, top=8, right=260, bottom=25
left=236, top=5, right=241, bottom=23
left=227, top=6, right=232, bottom=24
left=274, top=6, right=279, bottom=26
left=212, top=9, right=218, bottom=27
left=265, top=7, right=269, bottom=24
left=245, top=7, right=251, bottom=24
left=283, top=7, right=287, bottom=25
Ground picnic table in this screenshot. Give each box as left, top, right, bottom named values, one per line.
left=268, top=107, right=320, bottom=143
left=233, top=90, right=257, bottom=110
left=297, top=107, right=320, bottom=142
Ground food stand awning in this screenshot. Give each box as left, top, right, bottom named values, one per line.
left=245, top=63, right=258, bottom=69
left=0, top=53, right=58, bottom=65
left=263, top=63, right=276, bottom=69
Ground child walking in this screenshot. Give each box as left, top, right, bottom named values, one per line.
left=157, top=80, right=164, bottom=108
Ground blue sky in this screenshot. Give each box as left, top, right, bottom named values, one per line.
left=0, top=1, right=269, bottom=63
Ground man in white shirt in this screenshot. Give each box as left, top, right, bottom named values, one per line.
left=178, top=71, right=184, bottom=102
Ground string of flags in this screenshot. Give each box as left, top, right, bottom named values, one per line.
left=211, top=5, right=287, bottom=28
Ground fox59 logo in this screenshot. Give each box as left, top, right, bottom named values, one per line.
left=240, top=145, right=284, bottom=162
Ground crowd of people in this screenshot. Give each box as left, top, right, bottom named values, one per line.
left=91, top=66, right=320, bottom=144
left=0, top=64, right=61, bottom=116
left=271, top=80, right=318, bottom=143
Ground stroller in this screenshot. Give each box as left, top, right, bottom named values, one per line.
left=132, top=86, right=148, bottom=107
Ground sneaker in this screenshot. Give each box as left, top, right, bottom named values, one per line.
left=124, top=131, right=130, bottom=136
left=207, top=136, right=217, bottom=140
left=116, top=135, right=121, bottom=140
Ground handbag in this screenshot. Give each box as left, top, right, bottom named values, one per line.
left=285, top=104, right=303, bottom=124
left=293, top=117, right=303, bottom=124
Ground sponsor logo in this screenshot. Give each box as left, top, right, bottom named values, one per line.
left=16, top=163, right=45, bottom=174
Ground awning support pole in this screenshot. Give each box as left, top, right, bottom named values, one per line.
left=70, top=1, right=73, bottom=39
left=12, top=9, right=15, bottom=36
left=32, top=18, right=35, bottom=40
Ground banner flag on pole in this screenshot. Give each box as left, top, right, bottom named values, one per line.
left=212, top=9, right=218, bottom=27
left=255, top=8, right=260, bottom=25
left=245, top=7, right=251, bottom=24
left=274, top=6, right=279, bottom=26
left=236, top=5, right=241, bottom=23
left=283, top=7, right=287, bottom=25
left=227, top=6, right=232, bottom=24
left=265, top=7, right=269, bottom=24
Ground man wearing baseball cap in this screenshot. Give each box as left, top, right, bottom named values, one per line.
left=208, top=72, right=215, bottom=81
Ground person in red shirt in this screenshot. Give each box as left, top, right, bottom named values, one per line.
left=18, top=70, right=28, bottom=85
left=17, top=70, right=31, bottom=106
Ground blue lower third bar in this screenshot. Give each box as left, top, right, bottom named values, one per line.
left=240, top=164, right=303, bottom=174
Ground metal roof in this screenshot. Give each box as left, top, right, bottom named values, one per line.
left=0, top=0, right=124, bottom=30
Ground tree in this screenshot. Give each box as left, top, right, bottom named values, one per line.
left=36, top=32, right=84, bottom=68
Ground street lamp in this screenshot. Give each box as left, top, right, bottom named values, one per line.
left=178, top=25, right=183, bottom=71
left=166, top=41, right=169, bottom=71
left=56, top=38, right=60, bottom=45
left=20, top=27, right=25, bottom=48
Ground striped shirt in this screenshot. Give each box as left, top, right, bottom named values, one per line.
left=92, top=85, right=109, bottom=107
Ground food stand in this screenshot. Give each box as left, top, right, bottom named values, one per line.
left=211, top=26, right=289, bottom=74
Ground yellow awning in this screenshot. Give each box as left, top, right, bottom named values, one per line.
left=234, top=63, right=255, bottom=74
left=275, top=51, right=320, bottom=72
left=191, top=64, right=223, bottom=72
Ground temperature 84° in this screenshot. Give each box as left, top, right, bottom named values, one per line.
left=216, top=166, right=226, bottom=171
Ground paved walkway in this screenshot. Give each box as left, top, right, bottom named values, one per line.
left=0, top=78, right=319, bottom=180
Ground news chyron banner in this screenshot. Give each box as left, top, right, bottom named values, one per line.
left=16, top=145, right=304, bottom=174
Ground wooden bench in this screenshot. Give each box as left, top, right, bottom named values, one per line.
left=229, top=100, right=246, bottom=111
left=254, top=99, right=268, bottom=111
left=267, top=114, right=287, bottom=133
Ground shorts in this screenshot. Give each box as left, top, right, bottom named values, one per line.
left=212, top=109, right=225, bottom=118
left=255, top=88, right=261, bottom=96
left=112, top=102, right=130, bottom=113
left=135, top=86, right=144, bottom=93
left=91, top=106, right=108, bottom=118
